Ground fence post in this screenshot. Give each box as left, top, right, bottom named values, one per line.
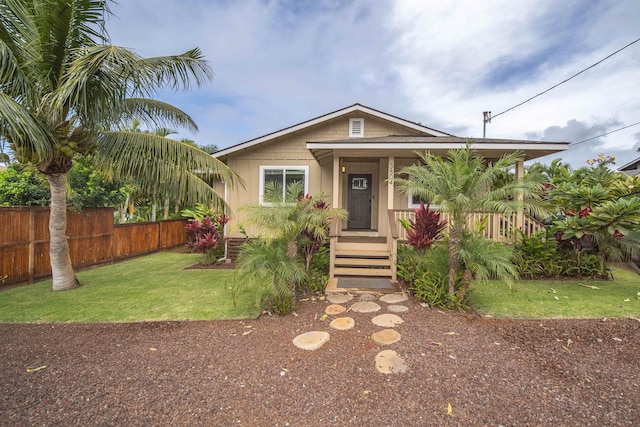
left=28, top=209, right=35, bottom=284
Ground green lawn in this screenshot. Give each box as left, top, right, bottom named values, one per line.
left=0, top=252, right=260, bottom=322
left=469, top=267, right=640, bottom=318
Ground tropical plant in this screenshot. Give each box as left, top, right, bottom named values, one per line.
left=234, top=239, right=306, bottom=315
left=398, top=202, right=447, bottom=251
left=0, top=0, right=240, bottom=290
left=548, top=163, right=640, bottom=270
left=395, top=143, right=546, bottom=301
left=185, top=215, right=228, bottom=264
left=234, top=181, right=347, bottom=314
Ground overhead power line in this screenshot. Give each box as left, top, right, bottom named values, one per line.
left=483, top=37, right=640, bottom=128
left=569, top=121, right=640, bottom=147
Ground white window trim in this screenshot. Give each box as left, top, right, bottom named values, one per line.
left=349, top=118, right=364, bottom=137
left=259, top=165, right=309, bottom=205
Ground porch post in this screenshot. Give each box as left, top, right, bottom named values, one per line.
left=515, top=159, right=524, bottom=233
left=388, top=156, right=397, bottom=280
left=387, top=156, right=394, bottom=210
left=332, top=156, right=340, bottom=209
left=330, top=155, right=340, bottom=279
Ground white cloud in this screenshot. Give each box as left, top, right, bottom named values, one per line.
left=104, top=0, right=640, bottom=167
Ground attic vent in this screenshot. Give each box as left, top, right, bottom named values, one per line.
left=349, top=118, right=364, bottom=137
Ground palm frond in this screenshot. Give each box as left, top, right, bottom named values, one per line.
left=95, top=131, right=242, bottom=209
left=0, top=93, right=55, bottom=160
left=117, top=98, right=199, bottom=133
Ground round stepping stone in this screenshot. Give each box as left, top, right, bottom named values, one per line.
left=329, top=317, right=355, bottom=330
left=371, top=329, right=401, bottom=346
left=325, top=304, right=346, bottom=315
left=375, top=350, right=408, bottom=374
left=379, top=294, right=408, bottom=304
left=371, top=313, right=404, bottom=327
left=326, top=293, right=353, bottom=304
left=350, top=301, right=381, bottom=313
left=292, top=331, right=330, bottom=351
left=387, top=305, right=409, bottom=313
left=359, top=293, right=376, bottom=301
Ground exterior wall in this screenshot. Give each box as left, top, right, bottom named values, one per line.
left=222, top=113, right=425, bottom=238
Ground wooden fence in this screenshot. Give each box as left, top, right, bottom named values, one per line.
left=0, top=207, right=188, bottom=286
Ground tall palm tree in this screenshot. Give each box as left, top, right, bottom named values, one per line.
left=0, top=0, right=240, bottom=291
left=396, top=144, right=546, bottom=298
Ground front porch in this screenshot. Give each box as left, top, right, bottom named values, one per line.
left=329, top=210, right=546, bottom=282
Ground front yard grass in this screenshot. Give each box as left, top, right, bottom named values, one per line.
left=469, top=267, right=640, bottom=318
left=0, top=252, right=260, bottom=322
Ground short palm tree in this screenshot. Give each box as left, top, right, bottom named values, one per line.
left=0, top=0, right=240, bottom=291
left=395, top=144, right=546, bottom=298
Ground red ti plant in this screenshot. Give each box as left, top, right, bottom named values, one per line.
left=185, top=215, right=229, bottom=264
left=400, top=203, right=448, bottom=251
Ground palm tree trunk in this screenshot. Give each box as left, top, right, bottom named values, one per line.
left=46, top=174, right=79, bottom=291
left=447, top=225, right=463, bottom=300
left=151, top=201, right=157, bottom=221
left=163, top=197, right=170, bottom=220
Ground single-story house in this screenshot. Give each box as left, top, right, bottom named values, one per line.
left=214, top=103, right=569, bottom=282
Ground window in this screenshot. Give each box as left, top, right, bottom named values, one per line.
left=408, top=192, right=433, bottom=209
left=259, top=166, right=309, bottom=204
left=349, top=118, right=364, bottom=137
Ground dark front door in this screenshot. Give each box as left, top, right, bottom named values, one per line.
left=347, top=174, right=372, bottom=229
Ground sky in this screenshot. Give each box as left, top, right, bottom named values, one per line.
left=105, top=0, right=640, bottom=169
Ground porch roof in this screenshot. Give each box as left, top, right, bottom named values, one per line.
left=306, top=136, right=569, bottom=162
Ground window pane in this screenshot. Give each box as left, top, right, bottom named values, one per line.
left=285, top=170, right=305, bottom=199
left=264, top=169, right=284, bottom=203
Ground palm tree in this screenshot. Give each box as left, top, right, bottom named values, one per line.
left=236, top=181, right=347, bottom=313
left=395, top=144, right=546, bottom=298
left=0, top=0, right=240, bottom=291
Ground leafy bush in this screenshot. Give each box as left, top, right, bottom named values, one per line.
left=233, top=239, right=306, bottom=315
left=511, top=231, right=606, bottom=279
left=397, top=244, right=466, bottom=309
left=185, top=215, right=228, bottom=264
left=299, top=245, right=330, bottom=293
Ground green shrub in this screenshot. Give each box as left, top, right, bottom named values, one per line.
left=233, top=239, right=305, bottom=315
left=397, top=244, right=466, bottom=309
left=299, top=245, right=329, bottom=293
left=511, top=231, right=606, bottom=279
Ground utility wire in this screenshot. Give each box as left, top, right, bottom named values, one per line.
left=490, top=38, right=640, bottom=121
left=569, top=121, right=640, bottom=147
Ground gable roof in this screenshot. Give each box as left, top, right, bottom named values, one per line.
left=214, top=103, right=452, bottom=158
left=618, top=156, right=640, bottom=175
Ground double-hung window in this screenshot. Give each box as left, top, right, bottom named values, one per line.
left=259, top=166, right=309, bottom=205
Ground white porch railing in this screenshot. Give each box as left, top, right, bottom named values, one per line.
left=393, top=210, right=546, bottom=243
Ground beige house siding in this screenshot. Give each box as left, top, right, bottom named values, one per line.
left=221, top=113, right=426, bottom=238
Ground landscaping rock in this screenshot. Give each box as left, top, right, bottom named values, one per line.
left=375, top=349, right=408, bottom=374
left=326, top=294, right=353, bottom=304
left=350, top=301, right=381, bottom=313
left=292, top=331, right=330, bottom=351
left=359, top=293, right=376, bottom=301
left=329, top=317, right=355, bottom=331
left=379, top=294, right=408, bottom=304
left=387, top=305, right=409, bottom=313
left=371, top=329, right=401, bottom=346
left=325, top=304, right=347, bottom=315
left=372, top=314, right=404, bottom=327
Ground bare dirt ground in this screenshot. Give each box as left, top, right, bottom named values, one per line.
left=1, top=295, right=639, bottom=426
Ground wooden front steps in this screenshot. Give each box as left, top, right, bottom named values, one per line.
left=333, top=240, right=393, bottom=278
